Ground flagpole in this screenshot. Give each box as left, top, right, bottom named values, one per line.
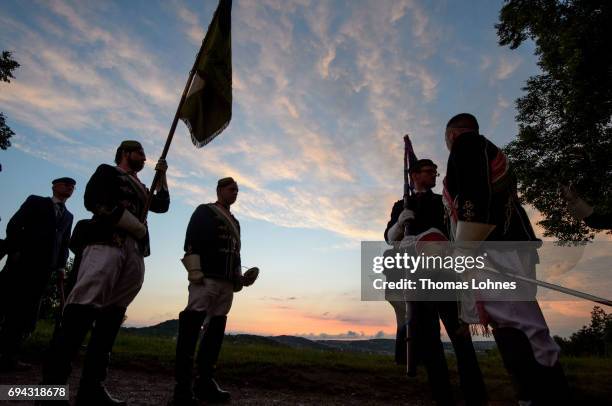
left=142, top=41, right=205, bottom=221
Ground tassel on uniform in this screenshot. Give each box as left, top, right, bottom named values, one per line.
left=470, top=324, right=491, bottom=337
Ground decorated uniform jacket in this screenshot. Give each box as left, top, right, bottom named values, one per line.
left=443, top=132, right=537, bottom=242
left=83, top=164, right=170, bottom=256
left=184, top=203, right=241, bottom=282
left=384, top=190, right=448, bottom=242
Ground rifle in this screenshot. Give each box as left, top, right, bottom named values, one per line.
left=403, top=134, right=418, bottom=377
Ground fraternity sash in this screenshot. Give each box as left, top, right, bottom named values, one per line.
left=206, top=203, right=241, bottom=251
left=115, top=166, right=149, bottom=216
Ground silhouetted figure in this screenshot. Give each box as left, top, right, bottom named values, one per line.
left=443, top=113, right=570, bottom=405
left=41, top=140, right=169, bottom=406
left=0, top=177, right=75, bottom=371
left=172, top=177, right=257, bottom=406
left=385, top=159, right=487, bottom=405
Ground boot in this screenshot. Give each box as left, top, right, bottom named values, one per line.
left=171, top=310, right=206, bottom=406
left=75, top=306, right=126, bottom=406
left=0, top=354, right=32, bottom=372
left=393, top=323, right=407, bottom=365
left=493, top=327, right=539, bottom=404
left=535, top=361, right=571, bottom=405
left=193, top=316, right=230, bottom=403
left=42, top=304, right=98, bottom=385
left=0, top=309, right=31, bottom=372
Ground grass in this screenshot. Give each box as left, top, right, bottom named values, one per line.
left=21, top=320, right=612, bottom=404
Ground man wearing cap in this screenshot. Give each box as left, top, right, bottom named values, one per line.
left=442, top=113, right=569, bottom=404
left=42, top=140, right=169, bottom=406
left=0, top=177, right=75, bottom=371
left=172, top=177, right=257, bottom=405
left=384, top=159, right=486, bottom=405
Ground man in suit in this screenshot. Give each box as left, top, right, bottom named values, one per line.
left=0, top=177, right=75, bottom=371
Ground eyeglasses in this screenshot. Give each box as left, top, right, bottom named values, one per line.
left=419, top=169, right=440, bottom=177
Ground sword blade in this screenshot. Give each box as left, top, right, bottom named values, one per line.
left=481, top=266, right=612, bottom=307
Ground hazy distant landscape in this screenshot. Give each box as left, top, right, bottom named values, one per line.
left=2, top=320, right=609, bottom=405
left=122, top=318, right=498, bottom=355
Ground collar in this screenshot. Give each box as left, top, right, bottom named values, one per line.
left=116, top=165, right=138, bottom=178
left=214, top=201, right=232, bottom=214
left=414, top=189, right=433, bottom=197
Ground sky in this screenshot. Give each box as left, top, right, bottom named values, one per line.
left=0, top=0, right=608, bottom=339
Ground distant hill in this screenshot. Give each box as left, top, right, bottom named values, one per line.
left=121, top=320, right=496, bottom=354
left=122, top=319, right=178, bottom=338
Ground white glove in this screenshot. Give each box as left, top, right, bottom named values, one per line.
left=116, top=210, right=147, bottom=239
left=188, top=270, right=204, bottom=284
left=155, top=158, right=168, bottom=173
left=181, top=254, right=204, bottom=284
left=386, top=209, right=415, bottom=242
left=561, top=185, right=593, bottom=220
left=397, top=209, right=415, bottom=226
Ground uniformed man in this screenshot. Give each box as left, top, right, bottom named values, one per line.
left=41, top=140, right=170, bottom=406
left=384, top=159, right=487, bottom=405
left=442, top=113, right=570, bottom=404
left=0, top=177, right=75, bottom=371
left=172, top=177, right=257, bottom=406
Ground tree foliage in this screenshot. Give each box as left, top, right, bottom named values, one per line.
left=39, top=258, right=74, bottom=320
left=554, top=306, right=612, bottom=357
left=0, top=50, right=20, bottom=150
left=496, top=0, right=612, bottom=241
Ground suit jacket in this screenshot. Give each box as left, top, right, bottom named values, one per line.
left=3, top=195, right=73, bottom=279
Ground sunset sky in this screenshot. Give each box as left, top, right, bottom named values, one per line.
left=1, top=0, right=608, bottom=339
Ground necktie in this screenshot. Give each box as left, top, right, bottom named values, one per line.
left=56, top=202, right=65, bottom=220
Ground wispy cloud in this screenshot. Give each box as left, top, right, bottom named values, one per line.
left=495, top=55, right=522, bottom=80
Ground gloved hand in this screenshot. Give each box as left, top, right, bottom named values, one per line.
left=155, top=158, right=168, bottom=173
left=188, top=270, right=204, bottom=284
left=181, top=254, right=204, bottom=284
left=387, top=209, right=416, bottom=242
left=560, top=184, right=593, bottom=220
left=397, top=209, right=415, bottom=226
left=117, top=210, right=147, bottom=239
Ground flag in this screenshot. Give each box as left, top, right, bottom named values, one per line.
left=179, top=0, right=232, bottom=147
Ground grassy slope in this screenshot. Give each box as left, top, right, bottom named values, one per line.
left=22, top=321, right=612, bottom=404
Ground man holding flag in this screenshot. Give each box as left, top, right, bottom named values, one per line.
left=41, top=141, right=170, bottom=406
left=384, top=158, right=487, bottom=405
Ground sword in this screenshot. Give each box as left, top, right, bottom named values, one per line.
left=480, top=266, right=612, bottom=306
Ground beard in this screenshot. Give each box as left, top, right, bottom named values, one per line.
left=128, top=157, right=145, bottom=172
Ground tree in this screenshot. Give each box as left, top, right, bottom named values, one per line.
left=555, top=306, right=612, bottom=357
left=0, top=50, right=20, bottom=150
left=496, top=0, right=612, bottom=241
